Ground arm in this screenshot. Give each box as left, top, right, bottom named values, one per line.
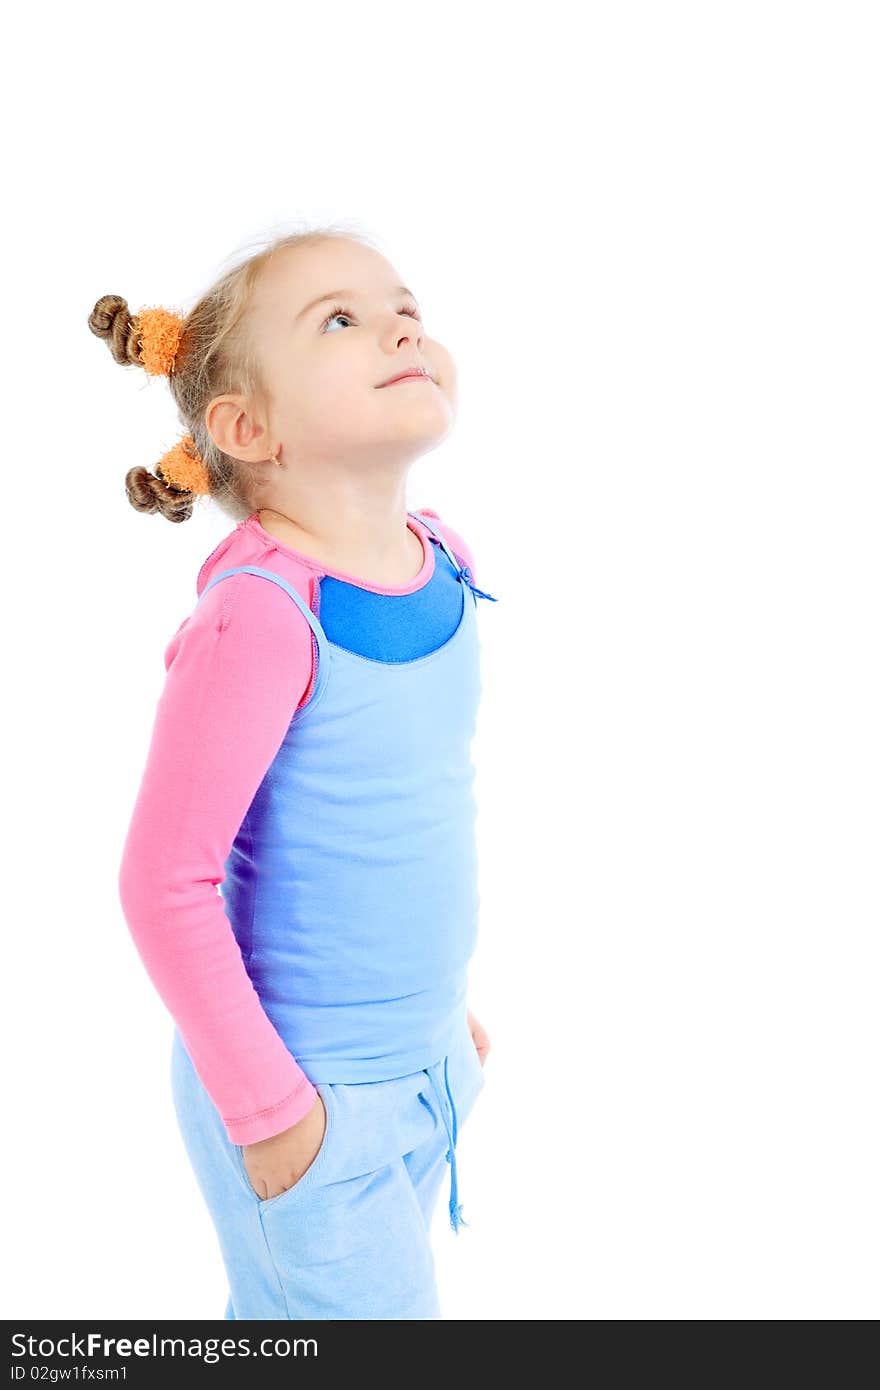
left=118, top=570, right=320, bottom=1146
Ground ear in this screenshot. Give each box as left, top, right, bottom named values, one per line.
left=205, top=393, right=272, bottom=463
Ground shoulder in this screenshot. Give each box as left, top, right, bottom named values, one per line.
left=165, top=520, right=319, bottom=670
left=196, top=517, right=318, bottom=620
left=412, top=507, right=477, bottom=581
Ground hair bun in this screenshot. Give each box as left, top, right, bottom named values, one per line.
left=87, top=294, right=142, bottom=366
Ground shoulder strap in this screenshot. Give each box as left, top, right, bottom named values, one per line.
left=198, top=564, right=328, bottom=647
left=409, top=510, right=466, bottom=576
left=408, top=512, right=498, bottom=604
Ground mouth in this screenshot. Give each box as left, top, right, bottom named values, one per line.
left=376, top=369, right=436, bottom=388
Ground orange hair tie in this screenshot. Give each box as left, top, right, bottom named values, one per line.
left=134, top=305, right=186, bottom=377
left=155, top=435, right=212, bottom=496
left=133, top=304, right=212, bottom=497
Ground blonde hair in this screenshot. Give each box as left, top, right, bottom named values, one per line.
left=87, top=219, right=381, bottom=524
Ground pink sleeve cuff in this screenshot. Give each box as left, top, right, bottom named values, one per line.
left=223, top=1074, right=321, bottom=1146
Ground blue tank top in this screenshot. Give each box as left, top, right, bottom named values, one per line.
left=197, top=512, right=497, bottom=1082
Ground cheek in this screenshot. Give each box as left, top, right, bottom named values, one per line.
left=308, top=361, right=365, bottom=411
left=430, top=343, right=457, bottom=397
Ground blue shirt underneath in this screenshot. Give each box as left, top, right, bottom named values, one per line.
left=316, top=538, right=465, bottom=662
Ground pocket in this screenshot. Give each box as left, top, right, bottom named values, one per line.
left=468, top=1034, right=487, bottom=1093
left=453, top=1025, right=487, bottom=1128
left=234, top=1083, right=334, bottom=1210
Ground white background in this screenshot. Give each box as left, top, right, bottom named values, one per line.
left=2, top=0, right=878, bottom=1321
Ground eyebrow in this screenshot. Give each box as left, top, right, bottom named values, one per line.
left=295, top=285, right=418, bottom=323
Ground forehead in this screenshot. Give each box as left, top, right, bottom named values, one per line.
left=256, top=238, right=400, bottom=310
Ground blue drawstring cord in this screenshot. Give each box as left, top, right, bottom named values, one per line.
left=443, top=1055, right=466, bottom=1232
left=425, top=1055, right=467, bottom=1233
left=459, top=564, right=498, bottom=603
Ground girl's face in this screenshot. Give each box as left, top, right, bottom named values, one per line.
left=249, top=238, right=457, bottom=473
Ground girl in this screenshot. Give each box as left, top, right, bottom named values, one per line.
left=90, top=225, right=498, bottom=1321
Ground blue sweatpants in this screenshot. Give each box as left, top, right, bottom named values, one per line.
left=169, top=1011, right=486, bottom=1319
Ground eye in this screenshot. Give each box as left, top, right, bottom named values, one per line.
left=320, top=303, right=423, bottom=332
left=321, top=304, right=354, bottom=331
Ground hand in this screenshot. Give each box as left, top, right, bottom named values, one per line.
left=240, top=1090, right=327, bottom=1201
left=467, top=1007, right=491, bottom=1066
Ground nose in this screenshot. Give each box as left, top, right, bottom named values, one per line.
left=393, top=327, right=423, bottom=351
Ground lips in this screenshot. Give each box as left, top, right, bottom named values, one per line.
left=377, top=369, right=434, bottom=387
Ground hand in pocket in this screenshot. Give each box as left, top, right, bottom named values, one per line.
left=241, top=1091, right=327, bottom=1201
left=467, top=1007, right=491, bottom=1066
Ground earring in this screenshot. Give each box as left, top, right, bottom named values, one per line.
left=269, top=448, right=282, bottom=467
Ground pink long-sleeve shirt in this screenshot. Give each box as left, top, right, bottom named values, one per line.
left=118, top=508, right=476, bottom=1146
